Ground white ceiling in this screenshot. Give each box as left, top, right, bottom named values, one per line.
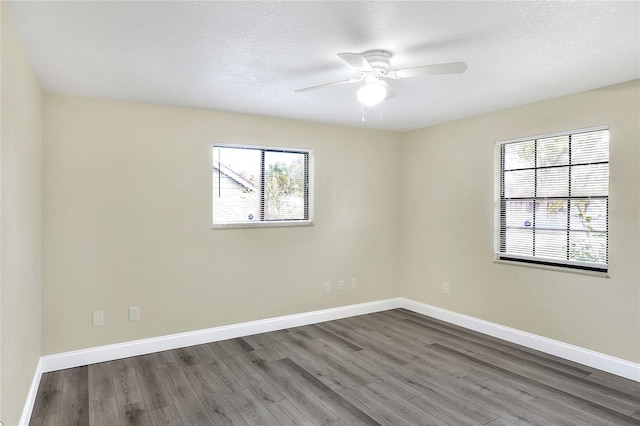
left=6, top=1, right=640, bottom=132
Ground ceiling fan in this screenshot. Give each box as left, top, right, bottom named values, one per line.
left=295, top=50, right=467, bottom=107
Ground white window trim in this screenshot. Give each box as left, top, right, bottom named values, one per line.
left=495, top=125, right=609, bottom=146
left=494, top=125, right=609, bottom=272
left=212, top=143, right=314, bottom=229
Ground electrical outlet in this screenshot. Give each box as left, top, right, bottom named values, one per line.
left=338, top=280, right=345, bottom=291
left=351, top=278, right=357, bottom=289
left=442, top=282, right=450, bottom=294
left=323, top=282, right=331, bottom=294
left=92, top=311, right=103, bottom=327
left=129, top=306, right=140, bottom=321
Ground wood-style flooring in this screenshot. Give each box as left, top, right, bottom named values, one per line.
left=29, top=309, right=640, bottom=425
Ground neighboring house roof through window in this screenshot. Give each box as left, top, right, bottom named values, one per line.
left=213, top=162, right=256, bottom=193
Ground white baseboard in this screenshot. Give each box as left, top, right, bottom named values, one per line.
left=400, top=298, right=640, bottom=382
left=25, top=296, right=638, bottom=425
left=19, top=358, right=43, bottom=426
left=40, top=298, right=402, bottom=373
left=39, top=297, right=640, bottom=381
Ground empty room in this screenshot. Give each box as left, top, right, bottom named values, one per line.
left=1, top=1, right=639, bottom=425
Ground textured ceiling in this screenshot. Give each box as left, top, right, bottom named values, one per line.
left=5, top=1, right=640, bottom=131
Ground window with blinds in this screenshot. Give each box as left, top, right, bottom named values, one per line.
left=213, top=144, right=313, bottom=228
left=495, top=126, right=609, bottom=272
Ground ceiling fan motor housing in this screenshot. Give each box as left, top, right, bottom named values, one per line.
left=362, top=50, right=392, bottom=75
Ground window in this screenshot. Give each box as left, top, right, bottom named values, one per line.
left=213, top=143, right=313, bottom=228
left=495, top=126, right=609, bottom=272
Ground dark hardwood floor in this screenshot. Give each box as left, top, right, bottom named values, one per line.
left=29, top=309, right=640, bottom=425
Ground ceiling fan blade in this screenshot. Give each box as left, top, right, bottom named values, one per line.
left=388, top=61, right=468, bottom=79
left=295, top=77, right=362, bottom=93
left=337, top=52, right=373, bottom=71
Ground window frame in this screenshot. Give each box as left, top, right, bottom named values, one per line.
left=494, top=125, right=609, bottom=273
left=212, top=142, right=314, bottom=229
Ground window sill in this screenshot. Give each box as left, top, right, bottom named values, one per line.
left=493, top=258, right=610, bottom=278
left=212, top=220, right=314, bottom=230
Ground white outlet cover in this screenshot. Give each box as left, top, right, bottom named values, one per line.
left=129, top=306, right=140, bottom=321
left=92, top=311, right=103, bottom=327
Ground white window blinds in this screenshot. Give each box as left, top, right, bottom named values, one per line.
left=495, top=126, right=609, bottom=272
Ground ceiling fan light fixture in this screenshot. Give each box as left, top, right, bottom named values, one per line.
left=357, top=79, right=388, bottom=106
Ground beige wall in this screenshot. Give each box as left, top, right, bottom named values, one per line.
left=0, top=3, right=43, bottom=425
left=42, top=95, right=402, bottom=355
left=42, top=82, right=640, bottom=365
left=400, top=80, right=640, bottom=363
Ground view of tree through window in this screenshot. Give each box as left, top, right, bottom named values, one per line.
left=264, top=152, right=306, bottom=220
left=213, top=144, right=312, bottom=226
left=496, top=127, right=609, bottom=271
